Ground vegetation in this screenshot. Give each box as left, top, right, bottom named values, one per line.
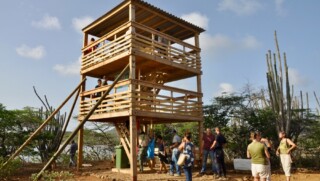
left=30, top=171, right=74, bottom=181
left=0, top=157, right=21, bottom=179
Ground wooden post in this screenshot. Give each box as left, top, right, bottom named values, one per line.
left=129, top=53, right=137, bottom=180
left=129, top=116, right=137, bottom=181
left=198, top=120, right=203, bottom=163
left=77, top=125, right=84, bottom=171
left=129, top=4, right=136, bottom=178
left=195, top=32, right=203, bottom=156
left=83, top=33, right=88, bottom=48
left=194, top=33, right=201, bottom=69
left=77, top=74, right=86, bottom=170
left=129, top=3, right=136, bottom=178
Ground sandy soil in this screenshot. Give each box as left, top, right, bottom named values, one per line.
left=5, top=161, right=320, bottom=181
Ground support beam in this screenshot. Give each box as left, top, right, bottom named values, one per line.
left=129, top=5, right=136, bottom=178
left=115, top=125, right=131, bottom=159
left=198, top=120, right=203, bottom=157
left=83, top=33, right=88, bottom=48
left=33, top=64, right=129, bottom=181
left=129, top=54, right=137, bottom=181
left=2, top=79, right=86, bottom=169
left=195, top=37, right=204, bottom=157
left=77, top=74, right=86, bottom=170
left=130, top=116, right=137, bottom=181
left=77, top=125, right=84, bottom=171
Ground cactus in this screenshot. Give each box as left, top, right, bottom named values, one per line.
left=266, top=31, right=292, bottom=135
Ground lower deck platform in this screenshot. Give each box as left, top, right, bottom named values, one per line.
left=78, top=110, right=202, bottom=124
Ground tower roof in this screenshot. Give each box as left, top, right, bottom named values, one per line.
left=83, top=0, right=205, bottom=40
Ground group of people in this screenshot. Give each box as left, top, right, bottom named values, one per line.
left=137, top=127, right=227, bottom=181
left=247, top=131, right=296, bottom=181
left=137, top=127, right=296, bottom=181
left=91, top=76, right=110, bottom=99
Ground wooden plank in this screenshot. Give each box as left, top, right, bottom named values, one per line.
left=150, top=19, right=167, bottom=29
left=115, top=125, right=131, bottom=160
left=139, top=14, right=156, bottom=24
left=134, top=110, right=202, bottom=121
left=83, top=1, right=130, bottom=33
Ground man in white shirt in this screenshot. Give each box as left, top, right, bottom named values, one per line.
left=169, top=130, right=182, bottom=176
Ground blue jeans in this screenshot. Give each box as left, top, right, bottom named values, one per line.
left=184, top=166, right=192, bottom=181
left=215, top=149, right=225, bottom=177
left=201, top=149, right=217, bottom=174
left=169, top=148, right=181, bottom=175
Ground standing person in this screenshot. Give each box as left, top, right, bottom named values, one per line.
left=69, top=140, right=78, bottom=167
left=138, top=130, right=149, bottom=172
left=247, top=131, right=270, bottom=181
left=84, top=38, right=97, bottom=55
left=179, top=132, right=195, bottom=181
left=156, top=135, right=168, bottom=174
left=200, top=128, right=217, bottom=175
left=211, top=127, right=227, bottom=180
left=95, top=79, right=102, bottom=97
left=102, top=75, right=108, bottom=86
left=276, top=131, right=296, bottom=181
left=168, top=130, right=182, bottom=176
left=260, top=137, right=272, bottom=181
left=147, top=130, right=156, bottom=170
left=91, top=79, right=102, bottom=99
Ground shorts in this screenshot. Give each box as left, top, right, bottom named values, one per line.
left=280, top=154, right=292, bottom=176
left=251, top=164, right=268, bottom=178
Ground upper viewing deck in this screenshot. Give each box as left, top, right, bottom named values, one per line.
left=81, top=0, right=205, bottom=82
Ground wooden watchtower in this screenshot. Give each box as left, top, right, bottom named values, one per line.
left=77, top=0, right=205, bottom=180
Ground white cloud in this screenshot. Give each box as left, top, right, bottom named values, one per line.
left=218, top=0, right=263, bottom=16
left=72, top=16, right=94, bottom=34
left=53, top=57, right=81, bottom=76
left=215, top=83, right=235, bottom=96
left=31, top=14, right=61, bottom=30
left=288, top=68, right=308, bottom=86
left=241, top=35, right=262, bottom=49
left=275, top=0, right=287, bottom=16
left=181, top=12, right=209, bottom=29
left=197, top=33, right=261, bottom=56
left=16, top=45, right=46, bottom=60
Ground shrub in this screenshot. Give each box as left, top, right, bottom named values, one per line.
left=0, top=157, right=22, bottom=179
left=30, top=171, right=74, bottom=181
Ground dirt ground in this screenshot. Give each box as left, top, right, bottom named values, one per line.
left=6, top=161, right=320, bottom=181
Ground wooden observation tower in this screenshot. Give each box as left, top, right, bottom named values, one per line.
left=78, top=0, right=205, bottom=180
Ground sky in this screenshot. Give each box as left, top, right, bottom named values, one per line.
left=1, top=0, right=320, bottom=130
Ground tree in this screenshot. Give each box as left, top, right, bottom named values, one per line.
left=203, top=90, right=279, bottom=158
left=82, top=122, right=118, bottom=161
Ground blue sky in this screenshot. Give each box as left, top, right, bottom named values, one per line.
left=1, top=0, right=320, bottom=129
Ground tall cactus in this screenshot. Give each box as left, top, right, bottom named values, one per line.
left=266, top=31, right=292, bottom=135
left=33, top=86, right=66, bottom=163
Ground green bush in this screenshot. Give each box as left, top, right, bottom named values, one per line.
left=0, top=157, right=22, bottom=179
left=30, top=171, right=74, bottom=181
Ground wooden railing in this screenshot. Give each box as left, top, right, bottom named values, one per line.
left=81, top=22, right=201, bottom=73
left=132, top=22, right=201, bottom=70
left=79, top=79, right=202, bottom=118
left=79, top=80, right=131, bottom=116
